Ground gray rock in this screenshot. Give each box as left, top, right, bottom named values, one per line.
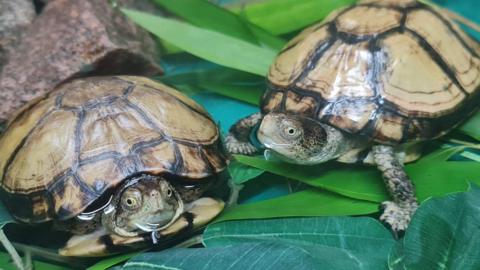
left=0, top=0, right=36, bottom=67
left=0, top=0, right=162, bottom=122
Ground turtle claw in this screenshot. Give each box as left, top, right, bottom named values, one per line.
left=151, top=231, right=161, bottom=245
left=380, top=201, right=417, bottom=233
left=225, top=134, right=258, bottom=155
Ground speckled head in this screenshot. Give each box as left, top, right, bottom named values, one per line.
left=257, top=113, right=351, bottom=165
left=101, top=175, right=184, bottom=237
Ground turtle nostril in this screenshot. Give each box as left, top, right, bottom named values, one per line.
left=150, top=190, right=160, bottom=197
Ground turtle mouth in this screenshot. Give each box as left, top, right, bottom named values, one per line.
left=135, top=189, right=185, bottom=233
left=135, top=222, right=162, bottom=232
left=263, top=149, right=301, bottom=164
left=134, top=211, right=174, bottom=232
left=257, top=132, right=292, bottom=149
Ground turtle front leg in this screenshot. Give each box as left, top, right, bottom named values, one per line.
left=225, top=112, right=262, bottom=155
left=153, top=197, right=224, bottom=241
left=373, top=145, right=418, bottom=232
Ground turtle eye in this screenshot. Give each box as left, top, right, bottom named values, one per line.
left=121, top=189, right=142, bottom=210
left=285, top=127, right=297, bottom=136
left=126, top=198, right=137, bottom=206
left=166, top=188, right=173, bottom=198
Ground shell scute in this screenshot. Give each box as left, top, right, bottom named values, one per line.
left=380, top=32, right=466, bottom=116
left=269, top=25, right=331, bottom=87
left=126, top=82, right=218, bottom=144
left=405, top=9, right=480, bottom=94
left=3, top=110, right=77, bottom=194
left=335, top=6, right=402, bottom=36
left=79, top=99, right=160, bottom=159
left=295, top=40, right=376, bottom=101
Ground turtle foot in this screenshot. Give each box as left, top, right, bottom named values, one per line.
left=380, top=201, right=417, bottom=233
left=225, top=134, right=258, bottom=155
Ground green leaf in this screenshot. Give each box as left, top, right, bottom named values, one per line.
left=204, top=217, right=394, bottom=269
left=229, top=0, right=357, bottom=35
left=405, top=150, right=480, bottom=201
left=235, top=146, right=480, bottom=204
left=122, top=9, right=277, bottom=76
left=458, top=111, right=480, bottom=141
left=87, top=252, right=140, bottom=270
left=152, top=0, right=285, bottom=50
left=240, top=16, right=286, bottom=50
left=123, top=241, right=377, bottom=270
left=389, top=185, right=480, bottom=270
left=152, top=0, right=258, bottom=44
left=228, top=160, right=265, bottom=184
left=124, top=216, right=393, bottom=270
left=235, top=155, right=387, bottom=202
left=214, top=188, right=378, bottom=223
left=204, top=216, right=393, bottom=252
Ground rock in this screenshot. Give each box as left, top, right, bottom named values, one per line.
left=0, top=0, right=36, bottom=67
left=0, top=0, right=162, bottom=122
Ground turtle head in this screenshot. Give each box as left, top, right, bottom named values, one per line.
left=257, top=113, right=351, bottom=165
left=101, top=175, right=184, bottom=237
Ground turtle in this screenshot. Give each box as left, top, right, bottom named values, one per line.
left=226, top=0, right=480, bottom=232
left=0, top=76, right=229, bottom=256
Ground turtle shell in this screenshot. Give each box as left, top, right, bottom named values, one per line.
left=0, top=76, right=228, bottom=223
left=264, top=0, right=480, bottom=144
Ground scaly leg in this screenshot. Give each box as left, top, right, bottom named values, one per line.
left=225, top=112, right=262, bottom=155
left=373, top=145, right=418, bottom=232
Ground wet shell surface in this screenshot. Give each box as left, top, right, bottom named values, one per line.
left=0, top=76, right=228, bottom=223
left=264, top=0, right=480, bottom=144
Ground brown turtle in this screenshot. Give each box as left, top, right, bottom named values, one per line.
left=226, top=0, right=480, bottom=231
left=0, top=76, right=229, bottom=256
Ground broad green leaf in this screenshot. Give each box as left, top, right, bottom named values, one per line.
left=205, top=216, right=393, bottom=252
left=228, top=0, right=357, bottom=35
left=405, top=148, right=480, bottom=200
left=235, top=155, right=387, bottom=202
left=204, top=217, right=394, bottom=268
left=214, top=188, right=378, bottom=223
left=235, top=146, right=480, bottom=203
left=123, top=9, right=277, bottom=76
left=87, top=252, right=140, bottom=270
left=124, top=217, right=393, bottom=270
left=240, top=16, right=286, bottom=50
left=152, top=0, right=285, bottom=50
left=389, top=185, right=480, bottom=270
left=458, top=111, right=480, bottom=141
left=152, top=0, right=259, bottom=44
left=228, top=160, right=265, bottom=184
left=124, top=241, right=379, bottom=270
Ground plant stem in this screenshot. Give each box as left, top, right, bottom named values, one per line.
left=0, top=229, right=25, bottom=270
left=447, top=139, right=480, bottom=150
left=24, top=250, right=32, bottom=270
